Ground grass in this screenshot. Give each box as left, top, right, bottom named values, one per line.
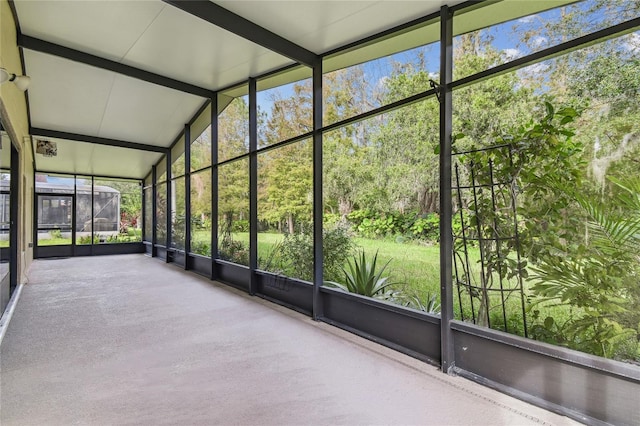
left=37, top=233, right=142, bottom=247
left=177, top=230, right=574, bottom=337
left=353, top=237, right=441, bottom=298
left=231, top=232, right=442, bottom=300
left=38, top=237, right=72, bottom=246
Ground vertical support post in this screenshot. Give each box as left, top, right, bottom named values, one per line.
left=439, top=4, right=455, bottom=374
left=211, top=95, right=220, bottom=280
left=141, top=178, right=146, bottom=248
left=184, top=124, right=191, bottom=269
left=248, top=77, right=258, bottom=295
left=166, top=153, right=172, bottom=262
left=151, top=165, right=157, bottom=257
left=90, top=176, right=95, bottom=255
left=71, top=175, right=77, bottom=256
left=312, top=60, right=324, bottom=320
left=9, top=143, right=19, bottom=289
left=33, top=169, right=38, bottom=259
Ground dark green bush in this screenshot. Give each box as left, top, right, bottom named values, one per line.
left=219, top=235, right=249, bottom=265
left=232, top=219, right=249, bottom=233
left=277, top=225, right=356, bottom=282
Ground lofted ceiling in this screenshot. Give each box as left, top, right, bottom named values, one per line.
left=11, top=0, right=572, bottom=180
left=13, top=0, right=468, bottom=180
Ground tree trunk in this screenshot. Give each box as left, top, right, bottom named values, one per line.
left=419, top=189, right=439, bottom=214
left=287, top=213, right=295, bottom=234
left=338, top=198, right=353, bottom=217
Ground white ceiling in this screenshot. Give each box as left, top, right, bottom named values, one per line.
left=216, top=1, right=452, bottom=54
left=31, top=136, right=164, bottom=179
left=12, top=0, right=569, bottom=180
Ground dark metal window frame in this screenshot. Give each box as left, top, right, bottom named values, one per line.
left=142, top=5, right=640, bottom=425
left=33, top=172, right=144, bottom=259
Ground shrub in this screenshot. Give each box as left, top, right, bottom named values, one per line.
left=232, top=219, right=249, bottom=233
left=219, top=234, right=249, bottom=265
left=346, top=209, right=442, bottom=243
left=403, top=291, right=441, bottom=314
left=409, top=213, right=439, bottom=241
left=325, top=250, right=396, bottom=298
left=191, top=240, right=211, bottom=257
left=277, top=225, right=355, bottom=282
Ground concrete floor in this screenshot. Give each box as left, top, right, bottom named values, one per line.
left=1, top=254, right=581, bottom=425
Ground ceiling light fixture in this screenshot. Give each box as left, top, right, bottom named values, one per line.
left=0, top=67, right=31, bottom=91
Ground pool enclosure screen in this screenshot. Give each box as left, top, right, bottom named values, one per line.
left=34, top=174, right=142, bottom=254
left=4, top=0, right=639, bottom=425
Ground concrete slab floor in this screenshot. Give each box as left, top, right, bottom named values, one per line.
left=1, top=254, right=582, bottom=426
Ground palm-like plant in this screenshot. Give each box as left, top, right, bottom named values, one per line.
left=529, top=176, right=640, bottom=358
left=325, top=250, right=395, bottom=298
left=578, top=177, right=640, bottom=256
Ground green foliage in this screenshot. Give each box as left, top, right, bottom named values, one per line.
left=529, top=176, right=640, bottom=359
left=323, top=213, right=342, bottom=228
left=259, top=143, right=313, bottom=234
left=261, top=226, right=355, bottom=282
left=78, top=234, right=98, bottom=244
left=217, top=215, right=249, bottom=265
left=346, top=209, right=440, bottom=242
left=403, top=291, right=441, bottom=314
left=219, top=234, right=249, bottom=265
left=276, top=232, right=313, bottom=279
left=48, top=229, right=62, bottom=239
left=322, top=227, right=357, bottom=281
left=232, top=219, right=249, bottom=233
left=454, top=102, right=585, bottom=326
left=325, top=250, right=397, bottom=298
left=409, top=214, right=439, bottom=241
left=191, top=240, right=211, bottom=257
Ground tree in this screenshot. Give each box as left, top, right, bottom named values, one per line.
left=375, top=65, right=439, bottom=214
left=218, top=97, right=250, bottom=229
left=258, top=81, right=313, bottom=233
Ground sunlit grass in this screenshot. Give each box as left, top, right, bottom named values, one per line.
left=191, top=229, right=572, bottom=337
left=351, top=237, right=441, bottom=297
left=37, top=237, right=72, bottom=246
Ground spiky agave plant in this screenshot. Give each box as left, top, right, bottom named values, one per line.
left=325, top=250, right=395, bottom=298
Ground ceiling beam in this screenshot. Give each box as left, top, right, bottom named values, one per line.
left=30, top=127, right=169, bottom=153
left=18, top=34, right=214, bottom=99
left=162, top=0, right=319, bottom=67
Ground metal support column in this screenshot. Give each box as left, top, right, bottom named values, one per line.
left=184, top=124, right=191, bottom=269
left=211, top=95, right=219, bottom=280
left=312, top=60, right=324, bottom=320
left=32, top=169, right=38, bottom=259
left=439, top=5, right=455, bottom=374
left=90, top=176, right=95, bottom=255
left=248, top=77, right=258, bottom=295
left=71, top=176, right=77, bottom=257
left=9, top=143, right=19, bottom=290
left=141, top=178, right=146, bottom=247
left=165, top=153, right=172, bottom=262
left=151, top=165, right=157, bottom=257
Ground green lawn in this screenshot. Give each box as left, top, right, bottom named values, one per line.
left=353, top=237, right=441, bottom=296
left=230, top=232, right=442, bottom=297
left=38, top=237, right=72, bottom=246
left=184, top=230, right=569, bottom=334
left=194, top=231, right=443, bottom=294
